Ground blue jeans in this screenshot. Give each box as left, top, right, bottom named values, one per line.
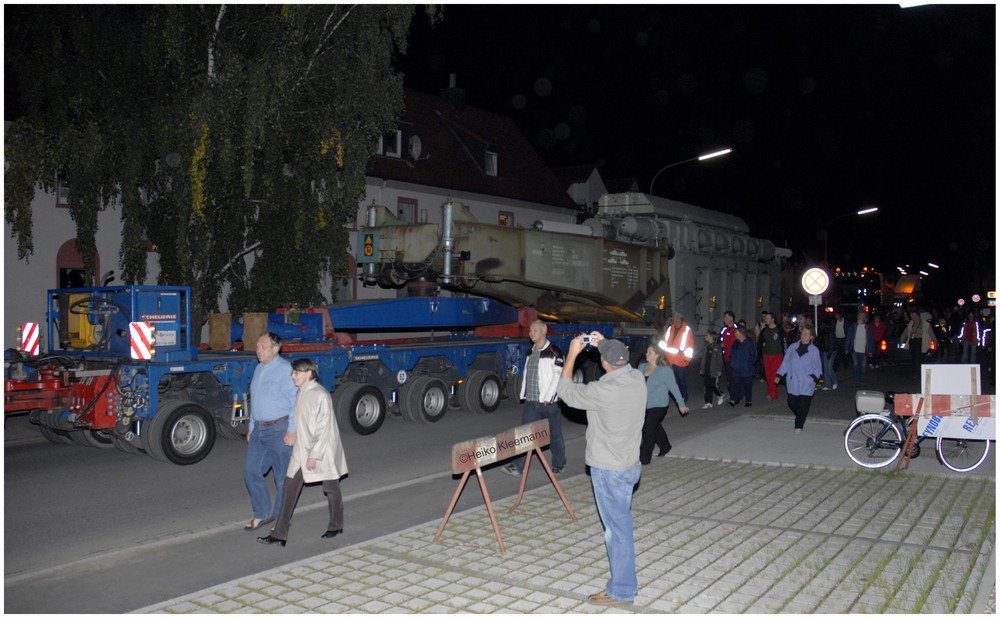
left=962, top=342, right=977, bottom=364
left=244, top=419, right=292, bottom=519
left=671, top=365, right=689, bottom=402
left=851, top=351, right=867, bottom=384
left=514, top=401, right=565, bottom=471
left=591, top=465, right=641, bottom=601
left=822, top=351, right=838, bottom=388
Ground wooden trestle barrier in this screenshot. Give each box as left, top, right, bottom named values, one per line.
left=432, top=419, right=576, bottom=554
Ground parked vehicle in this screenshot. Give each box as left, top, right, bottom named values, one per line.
left=877, top=317, right=944, bottom=365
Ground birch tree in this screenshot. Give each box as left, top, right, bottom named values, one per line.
left=5, top=5, right=439, bottom=326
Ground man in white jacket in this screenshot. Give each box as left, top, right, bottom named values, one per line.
left=502, top=320, right=567, bottom=475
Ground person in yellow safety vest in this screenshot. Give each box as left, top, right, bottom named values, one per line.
left=661, top=311, right=694, bottom=402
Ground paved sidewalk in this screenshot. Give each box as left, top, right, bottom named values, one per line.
left=136, top=415, right=995, bottom=614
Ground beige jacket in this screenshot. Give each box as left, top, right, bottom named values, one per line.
left=287, top=380, right=348, bottom=483
left=900, top=312, right=937, bottom=354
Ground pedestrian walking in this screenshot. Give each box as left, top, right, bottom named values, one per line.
left=775, top=325, right=823, bottom=434
left=637, top=344, right=688, bottom=464
left=244, top=333, right=298, bottom=532
left=699, top=329, right=725, bottom=407
left=257, top=358, right=348, bottom=546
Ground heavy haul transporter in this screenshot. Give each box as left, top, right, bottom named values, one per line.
left=4, top=193, right=786, bottom=465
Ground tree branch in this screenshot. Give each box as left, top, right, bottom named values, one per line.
left=295, top=5, right=356, bottom=91
left=207, top=4, right=227, bottom=85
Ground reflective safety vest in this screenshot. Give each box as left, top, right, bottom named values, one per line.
left=663, top=322, right=695, bottom=367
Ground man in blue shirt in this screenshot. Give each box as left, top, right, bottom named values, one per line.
left=244, top=332, right=298, bottom=531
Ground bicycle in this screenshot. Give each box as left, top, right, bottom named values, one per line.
left=844, top=391, right=991, bottom=472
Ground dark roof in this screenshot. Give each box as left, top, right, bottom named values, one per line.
left=552, top=163, right=604, bottom=186
left=368, top=88, right=576, bottom=210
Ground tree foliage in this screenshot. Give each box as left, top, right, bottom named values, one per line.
left=5, top=5, right=438, bottom=325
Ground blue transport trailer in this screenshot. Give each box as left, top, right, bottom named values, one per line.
left=5, top=285, right=648, bottom=465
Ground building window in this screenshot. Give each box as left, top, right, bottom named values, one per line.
left=377, top=130, right=402, bottom=158
left=498, top=211, right=513, bottom=227
left=397, top=197, right=417, bottom=223
left=485, top=150, right=498, bottom=177
left=56, top=176, right=70, bottom=208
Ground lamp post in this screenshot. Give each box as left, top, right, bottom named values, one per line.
left=648, top=148, right=732, bottom=196
left=822, top=206, right=879, bottom=264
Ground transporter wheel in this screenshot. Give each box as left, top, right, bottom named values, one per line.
left=112, top=433, right=144, bottom=454
left=38, top=425, right=74, bottom=445
left=144, top=401, right=216, bottom=465
left=460, top=371, right=502, bottom=414
left=505, top=373, right=522, bottom=402
left=216, top=418, right=250, bottom=441
left=401, top=376, right=448, bottom=424
left=333, top=383, right=387, bottom=436
left=68, top=429, right=115, bottom=449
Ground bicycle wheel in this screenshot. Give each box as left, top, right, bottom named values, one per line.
left=844, top=414, right=903, bottom=468
left=936, top=437, right=990, bottom=472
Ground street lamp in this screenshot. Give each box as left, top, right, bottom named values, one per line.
left=822, top=206, right=879, bottom=264
left=648, top=148, right=732, bottom=195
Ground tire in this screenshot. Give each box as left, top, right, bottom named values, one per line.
left=460, top=371, right=502, bottom=414
left=216, top=419, right=250, bottom=441
left=505, top=373, right=522, bottom=402
left=936, top=437, right=990, bottom=472
left=844, top=414, right=902, bottom=469
left=38, top=425, right=73, bottom=445
left=401, top=376, right=448, bottom=424
left=144, top=401, right=216, bottom=465
left=333, top=382, right=387, bottom=436
left=68, top=429, right=115, bottom=449
left=112, top=433, right=144, bottom=455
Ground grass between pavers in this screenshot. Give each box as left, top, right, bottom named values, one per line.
left=137, top=459, right=993, bottom=614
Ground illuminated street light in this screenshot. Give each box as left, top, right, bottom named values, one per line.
left=649, top=148, right=732, bottom=195
left=928, top=262, right=939, bottom=269
left=919, top=270, right=929, bottom=276
left=822, top=206, right=879, bottom=264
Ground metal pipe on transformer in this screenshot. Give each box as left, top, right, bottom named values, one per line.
left=441, top=201, right=455, bottom=285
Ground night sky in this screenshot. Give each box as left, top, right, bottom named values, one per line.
left=397, top=4, right=996, bottom=302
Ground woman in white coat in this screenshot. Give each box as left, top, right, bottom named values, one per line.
left=258, top=358, right=348, bottom=546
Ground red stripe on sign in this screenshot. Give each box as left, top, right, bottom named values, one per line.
left=130, top=322, right=153, bottom=359
left=21, top=322, right=40, bottom=355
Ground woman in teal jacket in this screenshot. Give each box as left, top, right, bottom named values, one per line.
left=775, top=325, right=823, bottom=434
left=637, top=344, right=689, bottom=464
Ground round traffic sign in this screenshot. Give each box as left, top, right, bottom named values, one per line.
left=801, top=267, right=830, bottom=295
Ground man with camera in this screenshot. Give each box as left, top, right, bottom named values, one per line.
left=556, top=332, right=646, bottom=606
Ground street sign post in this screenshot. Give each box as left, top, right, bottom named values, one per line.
left=801, top=268, right=830, bottom=332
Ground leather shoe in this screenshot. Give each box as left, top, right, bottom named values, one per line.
left=256, top=535, right=286, bottom=546
left=321, top=529, right=342, bottom=539
left=657, top=445, right=672, bottom=457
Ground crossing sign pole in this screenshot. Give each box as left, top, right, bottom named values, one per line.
left=801, top=268, right=830, bottom=334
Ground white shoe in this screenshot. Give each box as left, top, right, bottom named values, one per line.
left=832, top=384, right=838, bottom=390
left=716, top=394, right=726, bottom=405
left=702, top=403, right=713, bottom=409
left=822, top=386, right=831, bottom=391
left=794, top=428, right=802, bottom=435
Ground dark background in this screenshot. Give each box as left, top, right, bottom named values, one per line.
left=397, top=4, right=996, bottom=304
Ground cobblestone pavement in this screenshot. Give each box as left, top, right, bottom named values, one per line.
left=137, top=452, right=994, bottom=614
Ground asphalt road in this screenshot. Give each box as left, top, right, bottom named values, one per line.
left=3, top=360, right=993, bottom=613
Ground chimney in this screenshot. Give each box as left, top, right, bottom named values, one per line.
left=440, top=73, right=466, bottom=110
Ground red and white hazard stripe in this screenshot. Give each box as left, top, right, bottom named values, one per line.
left=129, top=322, right=155, bottom=360
left=20, top=322, right=40, bottom=356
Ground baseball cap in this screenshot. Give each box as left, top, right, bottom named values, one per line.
left=598, top=339, right=629, bottom=367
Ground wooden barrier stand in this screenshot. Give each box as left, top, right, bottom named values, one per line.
left=433, top=419, right=576, bottom=553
